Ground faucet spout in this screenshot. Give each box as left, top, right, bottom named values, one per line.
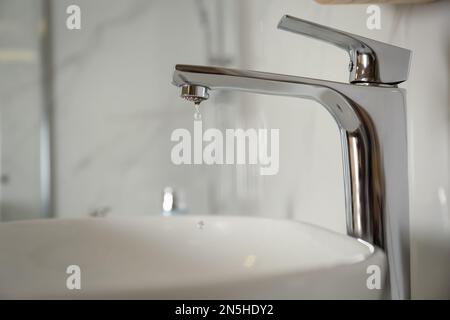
left=173, top=64, right=381, bottom=242
left=172, top=63, right=410, bottom=299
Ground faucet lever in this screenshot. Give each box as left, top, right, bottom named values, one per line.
left=277, top=15, right=411, bottom=85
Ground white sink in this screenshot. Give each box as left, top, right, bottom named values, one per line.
left=0, top=216, right=386, bottom=299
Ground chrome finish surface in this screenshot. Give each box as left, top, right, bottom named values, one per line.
left=180, top=84, right=209, bottom=104
left=171, top=16, right=410, bottom=299
left=174, top=64, right=382, bottom=245
left=278, top=15, right=411, bottom=85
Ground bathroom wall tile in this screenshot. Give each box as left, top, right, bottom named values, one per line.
left=51, top=0, right=241, bottom=217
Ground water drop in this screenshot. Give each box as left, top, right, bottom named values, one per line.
left=193, top=103, right=202, bottom=120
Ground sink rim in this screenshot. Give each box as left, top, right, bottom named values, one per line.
left=0, top=215, right=386, bottom=299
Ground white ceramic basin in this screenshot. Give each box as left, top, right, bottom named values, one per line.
left=0, top=216, right=386, bottom=299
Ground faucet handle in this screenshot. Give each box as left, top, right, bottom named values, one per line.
left=277, top=15, right=411, bottom=85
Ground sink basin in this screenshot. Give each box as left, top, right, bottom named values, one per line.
left=0, top=216, right=386, bottom=299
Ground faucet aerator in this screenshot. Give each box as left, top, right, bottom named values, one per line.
left=180, top=85, right=209, bottom=105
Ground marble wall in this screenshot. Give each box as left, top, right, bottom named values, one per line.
left=51, top=0, right=243, bottom=217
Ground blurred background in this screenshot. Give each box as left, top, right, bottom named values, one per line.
left=0, top=0, right=448, bottom=298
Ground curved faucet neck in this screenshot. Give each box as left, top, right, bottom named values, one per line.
left=172, top=64, right=410, bottom=299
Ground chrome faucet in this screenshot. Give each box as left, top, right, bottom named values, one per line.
left=172, top=15, right=411, bottom=299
